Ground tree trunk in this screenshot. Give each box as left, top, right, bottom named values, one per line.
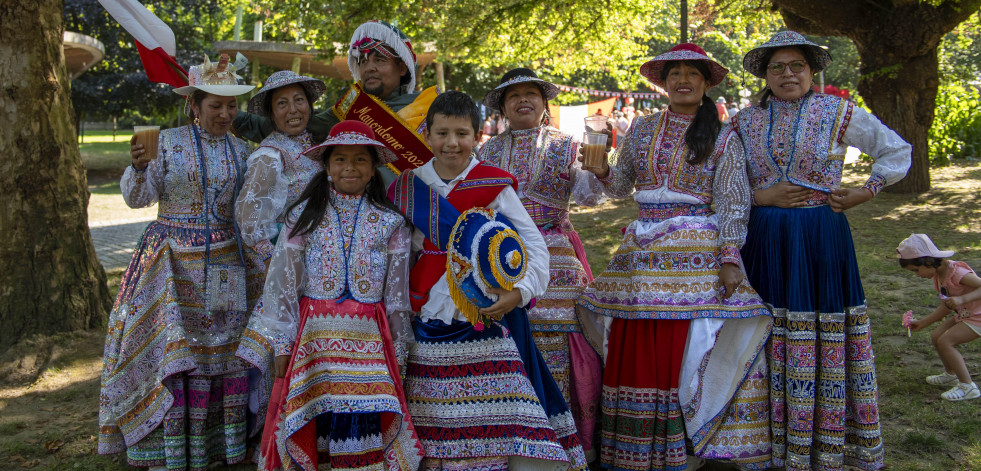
left=856, top=47, right=938, bottom=193
left=0, top=1, right=111, bottom=350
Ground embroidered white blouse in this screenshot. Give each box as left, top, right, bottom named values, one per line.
left=251, top=189, right=413, bottom=357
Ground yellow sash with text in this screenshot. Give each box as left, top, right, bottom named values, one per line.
left=332, top=83, right=438, bottom=175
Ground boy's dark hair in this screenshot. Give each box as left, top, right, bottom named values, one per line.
left=659, top=60, right=721, bottom=166
left=899, top=256, right=945, bottom=269
left=425, top=90, right=480, bottom=134
left=286, top=146, right=408, bottom=239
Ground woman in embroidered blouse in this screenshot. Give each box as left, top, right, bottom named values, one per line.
left=731, top=31, right=911, bottom=471
left=576, top=44, right=772, bottom=471
left=235, top=70, right=326, bottom=265
left=250, top=121, right=422, bottom=471
left=477, top=67, right=606, bottom=457
left=100, top=55, right=266, bottom=470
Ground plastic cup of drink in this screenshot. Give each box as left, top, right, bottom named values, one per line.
left=133, top=125, right=160, bottom=161
left=584, top=116, right=607, bottom=133
left=582, top=132, right=608, bottom=169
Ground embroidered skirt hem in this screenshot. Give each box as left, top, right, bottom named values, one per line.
left=741, top=206, right=883, bottom=471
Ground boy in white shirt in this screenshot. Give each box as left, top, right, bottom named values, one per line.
left=389, top=90, right=589, bottom=471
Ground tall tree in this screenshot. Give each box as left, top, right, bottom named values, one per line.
left=769, top=0, right=981, bottom=193
left=0, top=1, right=111, bottom=350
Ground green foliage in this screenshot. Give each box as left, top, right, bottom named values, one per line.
left=939, top=14, right=981, bottom=85
left=928, top=83, right=981, bottom=166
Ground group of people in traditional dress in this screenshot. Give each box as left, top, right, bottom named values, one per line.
left=99, top=22, right=915, bottom=471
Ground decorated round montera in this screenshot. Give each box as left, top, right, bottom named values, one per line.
left=301, top=120, right=398, bottom=166
left=639, top=43, right=729, bottom=89
left=483, top=67, right=561, bottom=110
left=742, top=30, right=832, bottom=78
left=173, top=53, right=254, bottom=97
left=446, top=207, right=528, bottom=329
left=247, top=70, right=326, bottom=116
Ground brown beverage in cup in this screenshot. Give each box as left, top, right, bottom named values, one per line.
left=582, top=132, right=608, bottom=169
left=133, top=125, right=160, bottom=162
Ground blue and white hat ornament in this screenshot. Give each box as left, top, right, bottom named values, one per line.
left=446, top=207, right=527, bottom=329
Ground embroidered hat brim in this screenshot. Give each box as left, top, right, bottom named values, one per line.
left=483, top=72, right=561, bottom=110
left=742, top=31, right=833, bottom=78
left=640, top=49, right=729, bottom=88
left=247, top=71, right=327, bottom=116
left=302, top=133, right=398, bottom=166
left=173, top=84, right=255, bottom=97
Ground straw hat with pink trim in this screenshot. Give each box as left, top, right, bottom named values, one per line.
left=896, top=234, right=955, bottom=259
left=302, top=120, right=398, bottom=166
left=639, top=43, right=729, bottom=88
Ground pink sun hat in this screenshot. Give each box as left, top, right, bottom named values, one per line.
left=302, top=120, right=397, bottom=166
left=639, top=43, right=729, bottom=88
left=896, top=233, right=955, bottom=259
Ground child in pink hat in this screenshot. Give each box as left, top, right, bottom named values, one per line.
left=898, top=233, right=981, bottom=401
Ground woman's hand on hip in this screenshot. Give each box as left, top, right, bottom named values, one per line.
left=754, top=181, right=811, bottom=208
left=479, top=287, right=523, bottom=321
left=829, top=187, right=873, bottom=213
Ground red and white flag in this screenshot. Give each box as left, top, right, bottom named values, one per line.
left=97, top=0, right=188, bottom=87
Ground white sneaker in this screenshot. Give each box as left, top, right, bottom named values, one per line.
left=941, top=382, right=981, bottom=401
left=926, top=371, right=958, bottom=386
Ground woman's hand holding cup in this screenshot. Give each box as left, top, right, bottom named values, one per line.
left=131, top=125, right=160, bottom=171
left=579, top=117, right=612, bottom=179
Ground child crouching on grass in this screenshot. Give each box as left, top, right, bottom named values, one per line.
left=898, top=233, right=981, bottom=401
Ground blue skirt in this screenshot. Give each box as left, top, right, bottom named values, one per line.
left=741, top=205, right=865, bottom=313
left=740, top=205, right=883, bottom=471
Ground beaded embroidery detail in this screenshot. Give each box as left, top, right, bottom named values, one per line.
left=302, top=191, right=406, bottom=303
left=733, top=94, right=854, bottom=197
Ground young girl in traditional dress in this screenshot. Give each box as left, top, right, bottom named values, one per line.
left=250, top=120, right=423, bottom=470
left=577, top=44, right=773, bottom=471
left=898, top=233, right=981, bottom=401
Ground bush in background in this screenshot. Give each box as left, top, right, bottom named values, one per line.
left=929, top=83, right=981, bottom=166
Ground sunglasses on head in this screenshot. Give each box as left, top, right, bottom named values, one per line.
left=767, top=61, right=808, bottom=75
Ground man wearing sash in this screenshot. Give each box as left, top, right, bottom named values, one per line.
left=233, top=20, right=438, bottom=182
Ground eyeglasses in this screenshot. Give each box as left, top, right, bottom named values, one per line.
left=766, top=61, right=808, bottom=75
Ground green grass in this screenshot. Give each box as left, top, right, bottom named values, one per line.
left=79, top=130, right=132, bottom=174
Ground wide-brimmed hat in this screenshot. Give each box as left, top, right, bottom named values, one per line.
left=247, top=70, right=326, bottom=116
left=742, top=31, right=833, bottom=78
left=482, top=68, right=561, bottom=110
left=173, top=53, right=254, bottom=97
left=640, top=43, right=728, bottom=88
left=446, top=207, right=528, bottom=329
left=896, top=234, right=955, bottom=259
left=348, top=20, right=417, bottom=93
left=302, top=120, right=397, bottom=166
